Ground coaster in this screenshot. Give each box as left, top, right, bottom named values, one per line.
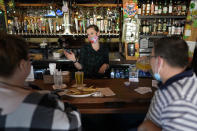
left=71, top=84, right=86, bottom=88
left=52, top=84, right=67, bottom=90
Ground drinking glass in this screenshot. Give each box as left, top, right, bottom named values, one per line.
left=75, top=71, right=84, bottom=87
left=53, top=70, right=63, bottom=89
left=136, top=56, right=151, bottom=71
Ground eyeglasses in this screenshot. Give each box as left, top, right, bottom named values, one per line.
left=148, top=55, right=157, bottom=60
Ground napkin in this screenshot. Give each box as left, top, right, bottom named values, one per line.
left=134, top=87, right=152, bottom=94
left=97, top=88, right=116, bottom=96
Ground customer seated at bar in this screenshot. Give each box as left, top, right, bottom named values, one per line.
left=0, top=33, right=81, bottom=131
left=138, top=37, right=197, bottom=131
left=64, top=25, right=109, bottom=78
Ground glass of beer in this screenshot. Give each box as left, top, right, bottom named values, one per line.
left=136, top=56, right=151, bottom=71
left=75, top=71, right=84, bottom=87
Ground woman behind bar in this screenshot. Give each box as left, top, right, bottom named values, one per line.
left=0, top=33, right=81, bottom=131
left=64, top=25, right=109, bottom=78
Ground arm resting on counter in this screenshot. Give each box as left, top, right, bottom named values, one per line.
left=138, top=120, right=161, bottom=131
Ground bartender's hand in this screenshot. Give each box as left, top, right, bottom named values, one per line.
left=64, top=50, right=76, bottom=62
left=138, top=120, right=161, bottom=131
left=98, top=64, right=109, bottom=74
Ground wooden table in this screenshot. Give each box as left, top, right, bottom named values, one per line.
left=33, top=78, right=155, bottom=114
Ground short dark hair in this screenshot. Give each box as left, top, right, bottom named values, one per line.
left=153, top=37, right=188, bottom=68
left=86, top=25, right=99, bottom=32
left=0, top=33, right=28, bottom=77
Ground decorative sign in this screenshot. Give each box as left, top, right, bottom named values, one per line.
left=123, top=0, right=138, bottom=18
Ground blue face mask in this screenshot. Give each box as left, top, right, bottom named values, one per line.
left=154, top=73, right=162, bottom=81
left=153, top=58, right=162, bottom=82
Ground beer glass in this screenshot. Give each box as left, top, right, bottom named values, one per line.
left=136, top=56, right=151, bottom=71
left=75, top=71, right=84, bottom=87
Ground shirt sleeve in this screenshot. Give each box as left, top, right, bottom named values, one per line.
left=47, top=94, right=82, bottom=131
left=145, top=93, right=162, bottom=127
left=160, top=100, right=197, bottom=131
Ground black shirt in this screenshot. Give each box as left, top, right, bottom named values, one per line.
left=78, top=44, right=109, bottom=78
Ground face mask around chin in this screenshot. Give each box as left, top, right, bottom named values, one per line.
left=88, top=36, right=98, bottom=44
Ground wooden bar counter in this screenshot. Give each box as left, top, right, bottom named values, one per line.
left=32, top=78, right=155, bottom=114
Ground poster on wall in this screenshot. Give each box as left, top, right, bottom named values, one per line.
left=123, top=0, right=138, bottom=18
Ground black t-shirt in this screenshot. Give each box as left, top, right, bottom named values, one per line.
left=78, top=44, right=109, bottom=78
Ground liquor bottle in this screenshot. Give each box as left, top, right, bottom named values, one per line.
left=145, top=0, right=151, bottom=15
left=163, top=19, right=167, bottom=34
left=147, top=20, right=151, bottom=35
left=173, top=0, right=178, bottom=16
left=163, top=0, right=168, bottom=15
left=154, top=0, right=158, bottom=15
left=142, top=0, right=146, bottom=15
left=177, top=1, right=182, bottom=16
left=177, top=21, right=182, bottom=35
left=152, top=19, right=157, bottom=35
left=138, top=0, right=142, bottom=15
left=150, top=0, right=154, bottom=15
left=142, top=20, right=146, bottom=35
left=157, top=19, right=162, bottom=34
left=171, top=19, right=175, bottom=35
left=168, top=0, right=173, bottom=15
left=181, top=1, right=187, bottom=16
left=167, top=18, right=172, bottom=35
left=158, top=1, right=162, bottom=15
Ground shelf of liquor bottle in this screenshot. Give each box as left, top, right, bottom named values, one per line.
left=72, top=4, right=122, bottom=7
left=15, top=3, right=57, bottom=7
left=13, top=33, right=120, bottom=38
left=139, top=34, right=182, bottom=38
left=138, top=15, right=187, bottom=19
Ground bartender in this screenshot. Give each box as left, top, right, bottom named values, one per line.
left=64, top=25, right=109, bottom=78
